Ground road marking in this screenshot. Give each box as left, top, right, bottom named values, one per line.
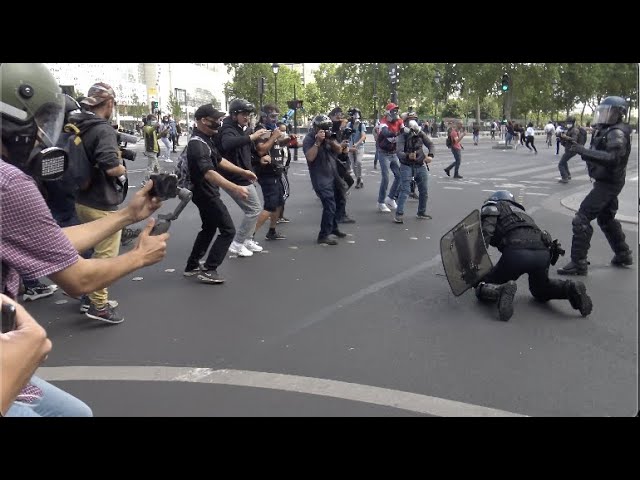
left=443, top=186, right=464, bottom=190
left=524, top=192, right=550, bottom=196
left=36, top=366, right=526, bottom=417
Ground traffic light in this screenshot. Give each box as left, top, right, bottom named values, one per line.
left=151, top=101, right=159, bottom=111
left=501, top=73, right=510, bottom=92
left=287, top=99, right=303, bottom=109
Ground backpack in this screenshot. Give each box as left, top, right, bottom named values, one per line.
left=60, top=123, right=94, bottom=191
left=577, top=127, right=588, bottom=145
left=175, top=136, right=210, bottom=190
left=445, top=132, right=453, bottom=148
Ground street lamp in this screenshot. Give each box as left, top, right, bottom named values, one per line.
left=434, top=71, right=441, bottom=123
left=271, top=63, right=279, bottom=106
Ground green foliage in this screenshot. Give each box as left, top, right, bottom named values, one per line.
left=224, top=63, right=638, bottom=124
left=166, top=92, right=182, bottom=119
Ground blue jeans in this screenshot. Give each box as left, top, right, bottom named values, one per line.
left=445, top=148, right=462, bottom=177
left=5, top=375, right=93, bottom=417
left=377, top=152, right=401, bottom=204
left=314, top=181, right=344, bottom=238
left=396, top=164, right=429, bottom=216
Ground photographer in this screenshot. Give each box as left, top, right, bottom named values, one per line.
left=253, top=106, right=288, bottom=242
left=1, top=294, right=92, bottom=417
left=395, top=113, right=435, bottom=223
left=1, top=63, right=169, bottom=324
left=328, top=107, right=356, bottom=224
left=346, top=107, right=367, bottom=189
left=303, top=115, right=351, bottom=245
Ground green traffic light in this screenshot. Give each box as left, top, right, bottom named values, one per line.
left=502, top=85, right=508, bottom=91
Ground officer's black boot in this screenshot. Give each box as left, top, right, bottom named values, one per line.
left=611, top=251, right=633, bottom=266
left=567, top=280, right=593, bottom=317
left=557, top=259, right=588, bottom=276
left=476, top=281, right=517, bottom=322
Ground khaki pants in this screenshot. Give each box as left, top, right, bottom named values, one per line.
left=75, top=203, right=122, bottom=308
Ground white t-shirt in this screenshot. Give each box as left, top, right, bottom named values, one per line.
left=544, top=123, right=555, bottom=134
left=526, top=126, right=535, bottom=137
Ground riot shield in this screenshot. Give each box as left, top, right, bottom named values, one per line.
left=440, top=209, right=493, bottom=296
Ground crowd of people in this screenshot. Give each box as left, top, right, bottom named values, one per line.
left=0, top=62, right=633, bottom=417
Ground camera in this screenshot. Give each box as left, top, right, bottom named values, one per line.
left=342, top=127, right=354, bottom=138
left=324, top=129, right=338, bottom=140
left=149, top=173, right=179, bottom=200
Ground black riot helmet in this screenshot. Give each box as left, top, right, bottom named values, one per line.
left=592, top=96, right=627, bottom=127
left=486, top=190, right=525, bottom=210
left=312, top=114, right=332, bottom=131
left=228, top=98, right=255, bottom=115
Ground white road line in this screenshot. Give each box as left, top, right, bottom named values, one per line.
left=36, top=366, right=526, bottom=417
left=443, top=186, right=464, bottom=190
left=524, top=192, right=550, bottom=196
left=501, top=164, right=560, bottom=177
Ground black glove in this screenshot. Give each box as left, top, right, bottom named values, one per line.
left=568, top=143, right=584, bottom=155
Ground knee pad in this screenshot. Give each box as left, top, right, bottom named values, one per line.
left=572, top=213, right=592, bottom=235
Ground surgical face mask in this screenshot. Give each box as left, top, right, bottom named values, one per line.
left=566, top=123, right=573, bottom=128
left=352, top=112, right=360, bottom=120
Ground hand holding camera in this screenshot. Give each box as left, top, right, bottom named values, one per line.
left=260, top=154, right=272, bottom=165
left=124, top=179, right=163, bottom=224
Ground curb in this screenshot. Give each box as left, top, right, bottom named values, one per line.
left=560, top=191, right=638, bottom=225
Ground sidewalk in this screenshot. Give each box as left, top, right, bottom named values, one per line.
left=560, top=180, right=638, bottom=224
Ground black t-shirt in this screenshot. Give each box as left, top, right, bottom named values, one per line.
left=303, top=131, right=337, bottom=189
left=188, top=129, right=223, bottom=200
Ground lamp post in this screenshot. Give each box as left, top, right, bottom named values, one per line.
left=271, top=63, right=279, bottom=106
left=389, top=63, right=398, bottom=105
left=434, top=71, right=441, bottom=128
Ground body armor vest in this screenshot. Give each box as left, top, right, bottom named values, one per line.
left=587, top=122, right=631, bottom=184
left=494, top=201, right=546, bottom=250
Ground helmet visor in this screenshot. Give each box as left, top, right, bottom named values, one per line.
left=33, top=96, right=65, bottom=147
left=592, top=104, right=616, bottom=126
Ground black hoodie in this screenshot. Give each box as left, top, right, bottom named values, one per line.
left=70, top=111, right=124, bottom=210
left=215, top=116, right=255, bottom=186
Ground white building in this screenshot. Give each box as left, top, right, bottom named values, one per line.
left=46, top=63, right=231, bottom=123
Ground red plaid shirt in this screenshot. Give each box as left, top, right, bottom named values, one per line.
left=0, top=159, right=78, bottom=299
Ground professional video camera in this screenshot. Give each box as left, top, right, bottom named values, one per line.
left=112, top=124, right=139, bottom=161
left=148, top=173, right=193, bottom=236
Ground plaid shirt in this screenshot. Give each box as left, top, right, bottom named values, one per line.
left=0, top=159, right=78, bottom=299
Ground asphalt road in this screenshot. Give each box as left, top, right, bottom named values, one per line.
left=28, top=132, right=638, bottom=417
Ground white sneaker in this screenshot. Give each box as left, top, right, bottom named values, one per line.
left=163, top=158, right=174, bottom=163
left=378, top=202, right=391, bottom=213
left=244, top=238, right=263, bottom=252
left=385, top=197, right=398, bottom=210
left=228, top=241, right=253, bottom=257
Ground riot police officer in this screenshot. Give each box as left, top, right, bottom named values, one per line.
left=557, top=96, right=633, bottom=276
left=476, top=191, right=592, bottom=322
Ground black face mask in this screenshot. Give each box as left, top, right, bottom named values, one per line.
left=203, top=120, right=222, bottom=130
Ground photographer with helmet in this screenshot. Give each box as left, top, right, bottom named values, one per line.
left=394, top=112, right=435, bottom=223
left=303, top=115, right=351, bottom=245
left=346, top=107, right=367, bottom=189
left=557, top=96, right=634, bottom=276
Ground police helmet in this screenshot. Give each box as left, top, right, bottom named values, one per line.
left=1, top=62, right=65, bottom=149
left=592, top=96, right=627, bottom=127
left=228, top=98, right=255, bottom=114
left=486, top=190, right=525, bottom=210
left=347, top=107, right=361, bottom=117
